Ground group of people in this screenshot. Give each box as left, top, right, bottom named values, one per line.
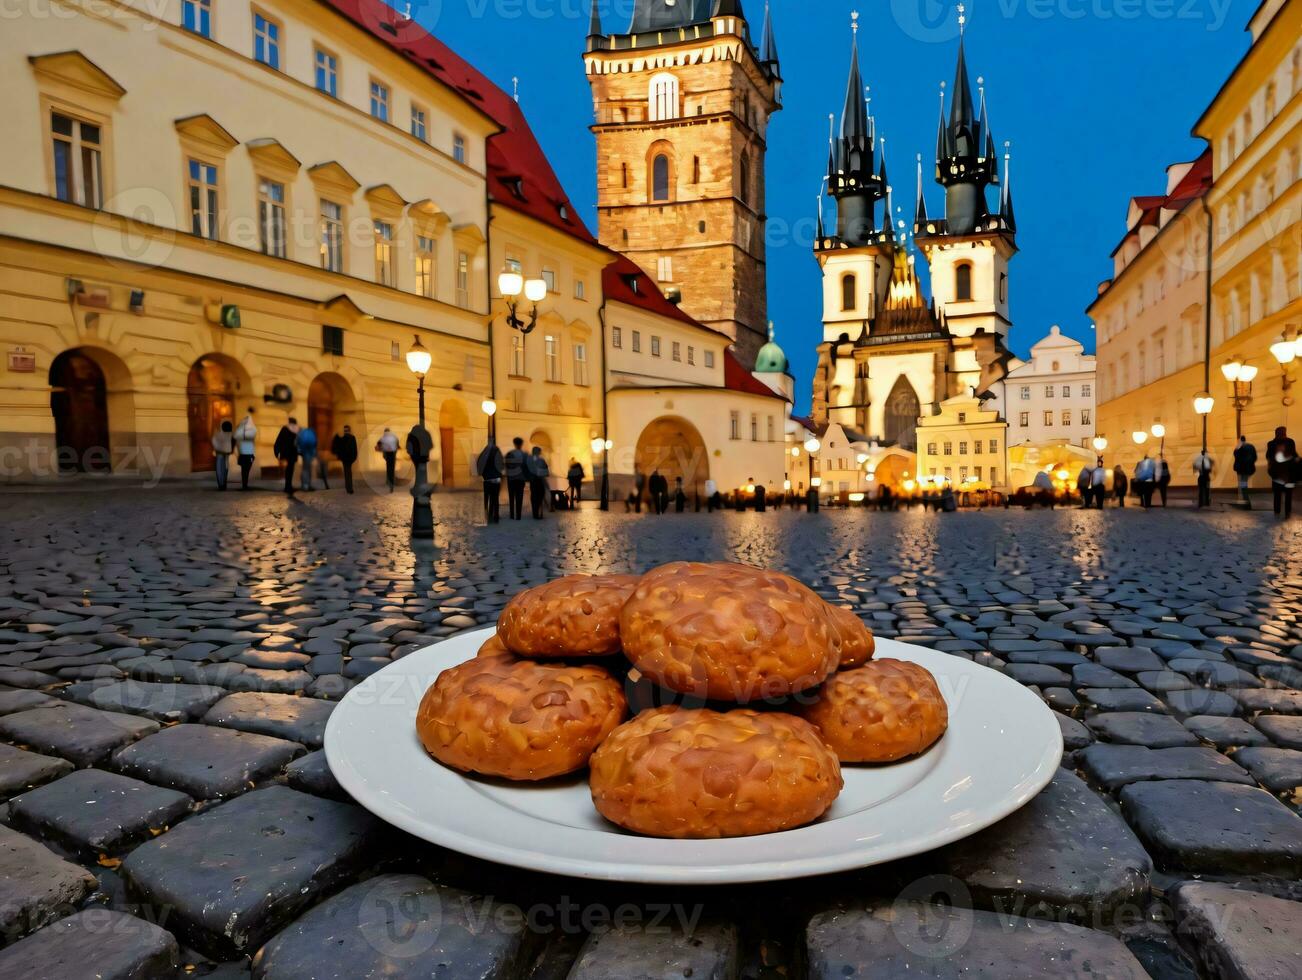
left=1235, top=427, right=1299, bottom=518
left=208, top=408, right=371, bottom=496
left=475, top=437, right=587, bottom=523
left=1075, top=454, right=1174, bottom=509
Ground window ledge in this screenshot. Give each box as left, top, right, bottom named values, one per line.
left=508, top=374, right=531, bottom=381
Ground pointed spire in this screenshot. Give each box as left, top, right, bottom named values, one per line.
left=949, top=35, right=977, bottom=137
left=840, top=13, right=869, bottom=148
left=1000, top=141, right=1017, bottom=232
left=935, top=82, right=948, bottom=162
left=587, top=0, right=602, bottom=36
left=914, top=153, right=929, bottom=227
left=712, top=0, right=745, bottom=17
left=759, top=0, right=780, bottom=67
left=879, top=138, right=894, bottom=241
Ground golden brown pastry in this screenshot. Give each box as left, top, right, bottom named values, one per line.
left=589, top=707, right=842, bottom=838
left=417, top=654, right=627, bottom=780
left=619, top=562, right=839, bottom=701
left=497, top=574, right=640, bottom=658
left=799, top=659, right=948, bottom=763
left=827, top=604, right=875, bottom=669
left=477, top=634, right=510, bottom=658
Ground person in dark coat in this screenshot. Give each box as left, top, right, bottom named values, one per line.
left=332, top=426, right=359, bottom=494
left=1266, top=427, right=1298, bottom=519
left=476, top=440, right=505, bottom=524
left=1112, top=464, right=1128, bottom=508
left=648, top=470, right=669, bottom=515
left=504, top=437, right=528, bottom=520
left=673, top=477, right=686, bottom=513
left=1232, top=435, right=1257, bottom=509
left=527, top=447, right=550, bottom=520
left=633, top=468, right=647, bottom=513
left=273, top=418, right=300, bottom=496
left=1156, top=456, right=1172, bottom=507
left=567, top=460, right=585, bottom=507
left=754, top=481, right=767, bottom=513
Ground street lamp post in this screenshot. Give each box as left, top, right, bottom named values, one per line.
left=591, top=436, right=611, bottom=511
left=498, top=270, right=548, bottom=335
left=406, top=336, right=434, bottom=540
left=1270, top=332, right=1300, bottom=407
left=804, top=437, right=821, bottom=513
left=482, top=398, right=498, bottom=446
left=1193, top=392, right=1215, bottom=453
left=1151, top=423, right=1166, bottom=458
left=1221, top=359, right=1258, bottom=440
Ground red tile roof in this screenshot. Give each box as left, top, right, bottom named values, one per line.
left=725, top=349, right=786, bottom=399
left=319, top=0, right=594, bottom=243
left=1165, top=148, right=1213, bottom=209
left=601, top=255, right=700, bottom=326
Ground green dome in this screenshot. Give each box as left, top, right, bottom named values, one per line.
left=754, top=322, right=787, bottom=373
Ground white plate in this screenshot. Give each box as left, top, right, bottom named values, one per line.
left=325, top=630, right=1062, bottom=884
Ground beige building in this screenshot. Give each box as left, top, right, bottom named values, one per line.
left=916, top=390, right=1009, bottom=490
left=1092, top=0, right=1301, bottom=483
left=998, top=326, right=1096, bottom=450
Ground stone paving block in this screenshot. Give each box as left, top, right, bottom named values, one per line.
left=1183, top=715, right=1272, bottom=750
left=1078, top=744, right=1253, bottom=791
left=0, top=743, right=72, bottom=800
left=252, top=875, right=526, bottom=979
left=0, top=824, right=97, bottom=941
left=1229, top=747, right=1302, bottom=795
left=1235, top=689, right=1302, bottom=715
left=283, top=750, right=347, bottom=801
left=1170, top=881, right=1302, bottom=980
left=805, top=904, right=1150, bottom=979
left=1163, top=688, right=1241, bottom=718
left=1085, top=711, right=1199, bottom=747
left=1097, top=648, right=1165, bottom=673
left=113, top=724, right=303, bottom=799
left=203, top=692, right=334, bottom=748
left=0, top=908, right=179, bottom=979
left=9, top=768, right=191, bottom=857
left=938, top=769, right=1151, bottom=921
left=568, top=920, right=737, bottom=980
left=0, top=669, right=58, bottom=690
left=1119, top=780, right=1302, bottom=876
left=225, top=669, right=311, bottom=694
left=1055, top=712, right=1093, bottom=750
left=121, top=785, right=381, bottom=959
left=1080, top=688, right=1168, bottom=713
left=0, top=703, right=159, bottom=766
left=1256, top=715, right=1302, bottom=750
left=1004, top=663, right=1071, bottom=687
left=1072, top=664, right=1137, bottom=688
left=0, top=690, right=57, bottom=716
left=62, top=679, right=226, bottom=722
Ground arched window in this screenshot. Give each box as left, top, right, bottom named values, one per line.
left=648, top=73, right=680, bottom=122
left=883, top=376, right=922, bottom=451
left=652, top=154, right=671, bottom=202
left=739, top=153, right=750, bottom=207
left=955, top=263, right=973, bottom=301
left=841, top=273, right=857, bottom=311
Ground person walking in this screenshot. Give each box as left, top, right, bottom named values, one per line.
left=377, top=428, right=399, bottom=492
left=233, top=409, right=257, bottom=491
left=274, top=418, right=300, bottom=496
left=705, top=477, right=718, bottom=513
left=1076, top=465, right=1093, bottom=508
left=1266, top=426, right=1298, bottom=519
left=527, top=446, right=550, bottom=520
left=673, top=477, right=687, bottom=513
left=1091, top=460, right=1107, bottom=509
left=504, top=437, right=528, bottom=520
left=1134, top=453, right=1156, bottom=509
left=296, top=424, right=318, bottom=492
left=333, top=426, right=359, bottom=494
left=648, top=470, right=669, bottom=515
left=211, top=420, right=234, bottom=491
left=476, top=439, right=504, bottom=524
left=567, top=459, right=585, bottom=507
left=1193, top=449, right=1214, bottom=509
left=1233, top=435, right=1258, bottom=510
left=633, top=468, right=647, bottom=513
left=1157, top=456, right=1172, bottom=507
left=1112, top=464, right=1129, bottom=508
left=754, top=481, right=767, bottom=513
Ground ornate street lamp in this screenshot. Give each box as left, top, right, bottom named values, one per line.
left=1092, top=436, right=1108, bottom=454
left=1270, top=332, right=1299, bottom=407
left=591, top=435, right=611, bottom=511
left=1150, top=423, right=1166, bottom=457
left=482, top=398, right=497, bottom=445
left=804, top=437, right=821, bottom=512
left=405, top=335, right=434, bottom=539
left=1193, top=391, right=1215, bottom=453
left=498, top=269, right=548, bottom=334
left=1221, top=359, right=1258, bottom=439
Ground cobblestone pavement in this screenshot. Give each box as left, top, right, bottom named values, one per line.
left=0, top=486, right=1300, bottom=978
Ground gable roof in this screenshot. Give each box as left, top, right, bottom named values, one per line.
left=724, top=349, right=785, bottom=399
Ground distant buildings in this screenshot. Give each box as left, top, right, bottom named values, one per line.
left=999, top=326, right=1097, bottom=450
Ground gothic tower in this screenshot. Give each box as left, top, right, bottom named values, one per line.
left=585, top=0, right=782, bottom=366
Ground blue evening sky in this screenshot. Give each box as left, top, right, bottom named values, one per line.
left=413, top=0, right=1255, bottom=412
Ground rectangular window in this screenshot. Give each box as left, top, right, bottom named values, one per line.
left=182, top=0, right=211, bottom=37
left=453, top=134, right=466, bottom=164
left=1081, top=409, right=1092, bottom=426
left=656, top=256, right=673, bottom=282
left=257, top=178, right=286, bottom=257
left=1020, top=386, right=1030, bottom=400
left=766, top=416, right=775, bottom=442
left=415, top=235, right=436, bottom=298
left=1062, top=385, right=1071, bottom=398
left=187, top=159, right=218, bottom=239
left=991, top=467, right=998, bottom=485
left=456, top=251, right=470, bottom=307
left=370, top=81, right=389, bottom=122
left=1044, top=411, right=1054, bottom=426
left=411, top=106, right=428, bottom=142
left=322, top=325, right=344, bottom=356
left=672, top=341, right=681, bottom=362
left=253, top=13, right=280, bottom=70
left=612, top=327, right=622, bottom=349
left=750, top=414, right=758, bottom=441
left=1082, top=384, right=1092, bottom=398
left=51, top=112, right=103, bottom=208
left=373, top=220, right=394, bottom=286
left=704, top=350, right=715, bottom=369
left=510, top=334, right=525, bottom=376
left=975, top=466, right=982, bottom=480
left=927, top=443, right=937, bottom=455
left=320, top=199, right=343, bottom=272
left=943, top=442, right=953, bottom=455
left=542, top=268, right=557, bottom=293
left=1019, top=412, right=1029, bottom=427
left=632, top=331, right=642, bottom=353
left=314, top=48, right=337, bottom=97
left=544, top=335, right=560, bottom=382
left=505, top=257, right=522, bottom=274
left=1044, top=385, right=1054, bottom=398
left=729, top=411, right=740, bottom=440
left=573, top=343, right=588, bottom=386
left=687, top=346, right=695, bottom=365
left=960, top=466, right=969, bottom=481
left=574, top=279, right=585, bottom=300
left=650, top=336, right=661, bottom=357
left=989, top=440, right=998, bottom=454
left=959, top=442, right=968, bottom=455
left=1062, top=411, right=1072, bottom=426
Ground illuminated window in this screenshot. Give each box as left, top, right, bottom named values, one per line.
left=188, top=159, right=218, bottom=239
left=257, top=178, right=286, bottom=257
left=51, top=112, right=102, bottom=208
left=373, top=220, right=394, bottom=286
left=415, top=235, right=436, bottom=298
left=320, top=200, right=343, bottom=272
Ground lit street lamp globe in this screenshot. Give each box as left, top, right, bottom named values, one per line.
left=804, top=437, right=821, bottom=454
left=1092, top=436, right=1108, bottom=453
left=1193, top=392, right=1215, bottom=416
left=498, top=270, right=524, bottom=298
left=406, top=337, right=432, bottom=377
left=524, top=278, right=548, bottom=303
left=1150, top=423, right=1165, bottom=440
left=1238, top=363, right=1258, bottom=383
left=590, top=436, right=604, bottom=455
left=1132, top=431, right=1148, bottom=446
left=1221, top=359, right=1243, bottom=382
left=1272, top=337, right=1298, bottom=364
left=481, top=399, right=497, bottom=418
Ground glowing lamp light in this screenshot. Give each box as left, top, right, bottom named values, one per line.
left=849, top=492, right=866, bottom=503
left=1132, top=431, right=1148, bottom=446
left=902, top=479, right=916, bottom=493
left=804, top=437, right=821, bottom=454
left=1092, top=436, right=1108, bottom=452
left=790, top=446, right=801, bottom=458
left=1221, top=359, right=1243, bottom=382
left=498, top=271, right=524, bottom=298
left=1238, top=363, right=1259, bottom=383
left=855, top=453, right=868, bottom=464
left=524, top=278, right=548, bottom=303
left=590, top=436, right=605, bottom=454
left=406, top=336, right=432, bottom=376
left=1193, top=392, right=1215, bottom=416
left=1150, top=423, right=1165, bottom=440
left=810, top=477, right=822, bottom=488
left=1055, top=469, right=1070, bottom=482
left=604, top=439, right=613, bottom=451
left=745, top=484, right=756, bottom=494
left=783, top=479, right=792, bottom=491
left=865, top=470, right=876, bottom=482
left=1272, top=337, right=1298, bottom=365
left=481, top=398, right=497, bottom=417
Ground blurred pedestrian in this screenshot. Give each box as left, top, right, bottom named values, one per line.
left=296, top=424, right=318, bottom=491
left=674, top=477, right=687, bottom=513
left=754, top=481, right=767, bottom=513
left=527, top=446, right=550, bottom=519
left=476, top=439, right=504, bottom=524
left=1156, top=456, right=1171, bottom=507
left=648, top=470, right=669, bottom=515
left=233, top=409, right=257, bottom=491
left=1134, top=454, right=1156, bottom=509
left=1076, top=465, right=1092, bottom=508
left=274, top=418, right=300, bottom=496
left=1193, top=449, right=1214, bottom=509
left=705, top=477, right=718, bottom=512
left=377, top=428, right=399, bottom=492
left=1266, top=426, right=1297, bottom=519
left=333, top=426, right=359, bottom=494
left=505, top=437, right=528, bottom=520
left=567, top=459, right=585, bottom=507
left=1112, top=464, right=1128, bottom=508
left=1091, top=460, right=1106, bottom=508
left=211, top=420, right=234, bottom=491
left=633, top=468, right=647, bottom=513
left=1233, top=435, right=1257, bottom=510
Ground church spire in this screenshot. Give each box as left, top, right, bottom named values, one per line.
left=825, top=11, right=885, bottom=247
left=1000, top=141, right=1017, bottom=232
left=759, top=0, right=780, bottom=68
left=588, top=0, right=602, bottom=36
left=914, top=153, right=929, bottom=229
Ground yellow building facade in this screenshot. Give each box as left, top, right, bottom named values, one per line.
left=916, top=391, right=1009, bottom=490
left=1093, top=0, right=1301, bottom=484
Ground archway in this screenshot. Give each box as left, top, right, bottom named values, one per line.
left=883, top=376, right=921, bottom=451
left=308, top=373, right=359, bottom=462
left=49, top=350, right=109, bottom=472
left=187, top=354, right=247, bottom=472
left=634, top=416, right=709, bottom=497
left=438, top=398, right=470, bottom=488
